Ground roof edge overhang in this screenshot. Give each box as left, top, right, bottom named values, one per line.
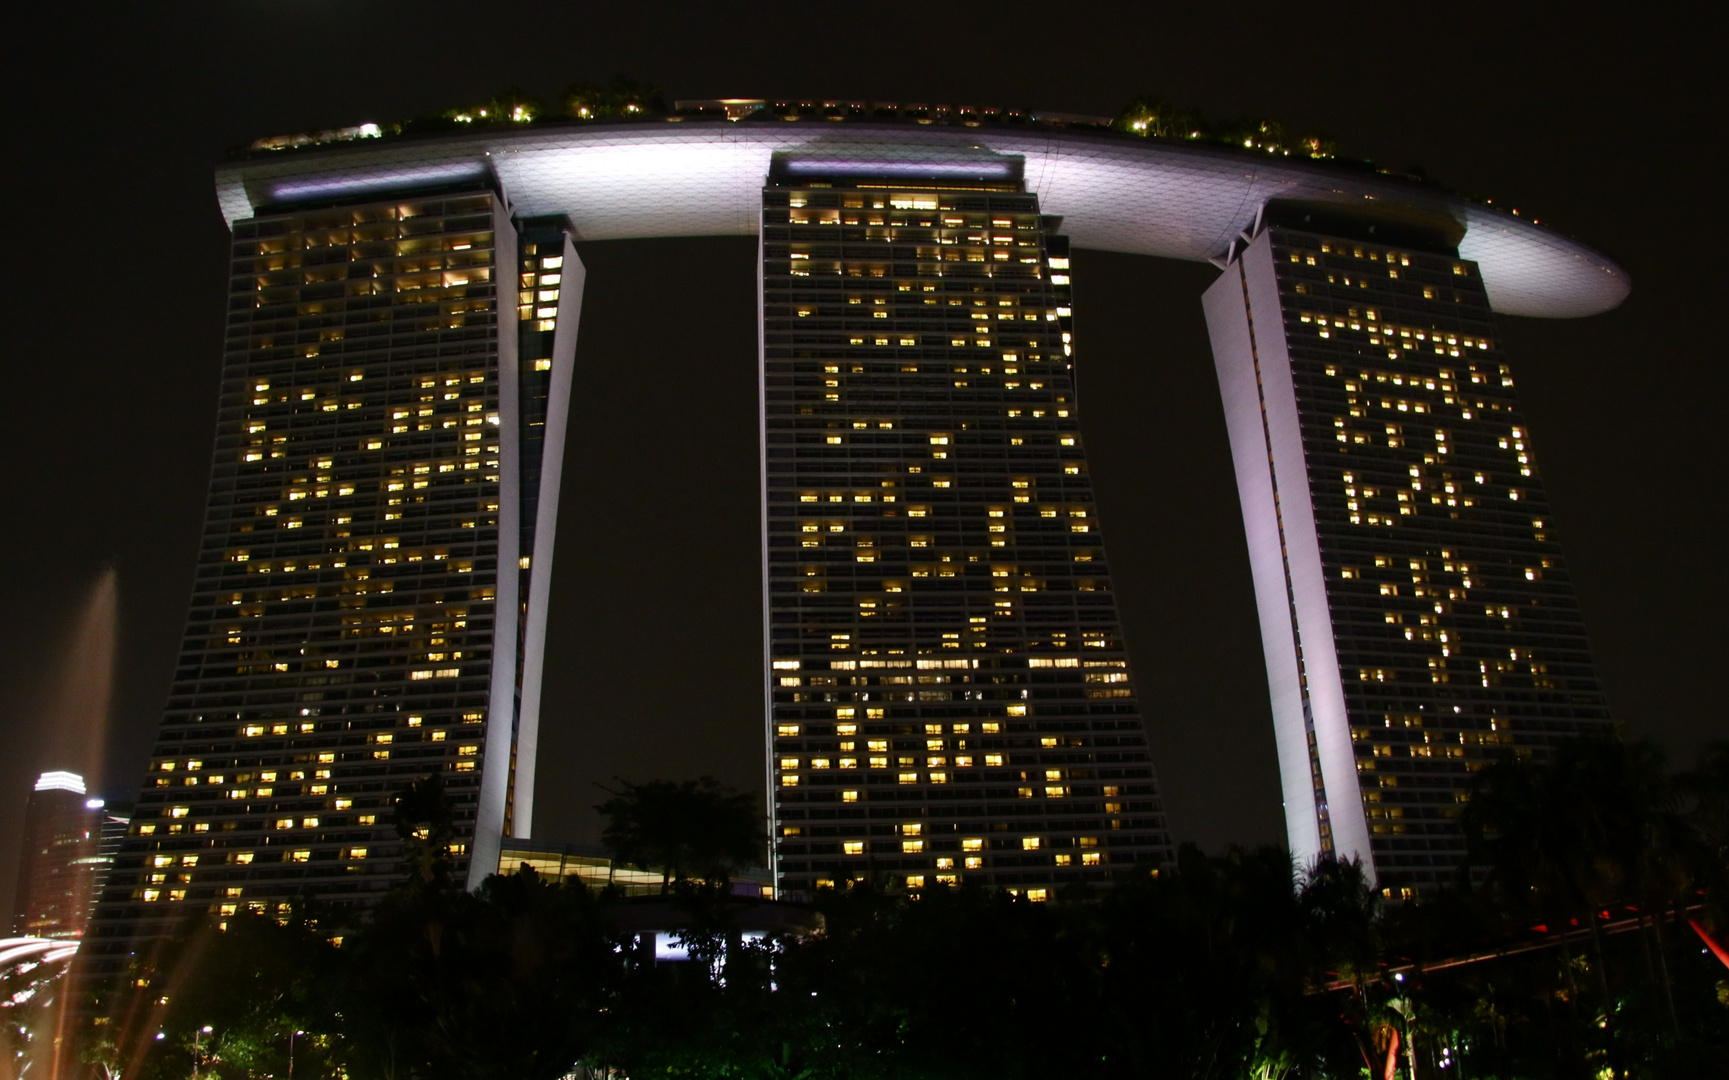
left=214, top=121, right=1628, bottom=319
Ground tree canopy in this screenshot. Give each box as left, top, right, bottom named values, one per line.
left=46, top=746, right=1729, bottom=1079
left=596, top=776, right=766, bottom=892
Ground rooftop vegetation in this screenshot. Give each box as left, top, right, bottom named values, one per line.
left=239, top=84, right=1536, bottom=216
left=241, top=79, right=1338, bottom=163
left=1111, top=95, right=1338, bottom=159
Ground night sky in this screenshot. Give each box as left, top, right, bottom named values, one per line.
left=1, top=2, right=1720, bottom=919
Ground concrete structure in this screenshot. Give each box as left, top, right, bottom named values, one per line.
left=92, top=101, right=1627, bottom=964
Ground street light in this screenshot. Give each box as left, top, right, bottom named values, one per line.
left=289, top=1028, right=305, bottom=1078
left=192, top=1026, right=213, bottom=1079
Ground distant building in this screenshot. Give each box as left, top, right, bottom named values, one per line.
left=87, top=802, right=131, bottom=912
left=12, top=772, right=104, bottom=939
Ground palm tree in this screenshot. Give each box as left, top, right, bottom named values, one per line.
left=596, top=777, right=765, bottom=893
left=1460, top=741, right=1610, bottom=1069
left=1462, top=736, right=1703, bottom=1052
left=394, top=773, right=458, bottom=888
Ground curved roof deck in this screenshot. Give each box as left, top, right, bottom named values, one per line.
left=216, top=119, right=1627, bottom=319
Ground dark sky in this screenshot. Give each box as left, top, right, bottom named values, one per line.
left=1, top=2, right=1721, bottom=917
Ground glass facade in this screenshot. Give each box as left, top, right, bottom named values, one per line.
left=760, top=170, right=1172, bottom=897
left=1207, top=210, right=1613, bottom=897
left=494, top=838, right=772, bottom=898
left=87, top=190, right=578, bottom=971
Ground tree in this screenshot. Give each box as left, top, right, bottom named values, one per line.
left=438, top=87, right=542, bottom=125
left=1113, top=96, right=1337, bottom=159
left=1457, top=736, right=1729, bottom=1072
left=111, top=905, right=344, bottom=1080
left=595, top=777, right=765, bottom=892
left=562, top=76, right=665, bottom=120
left=1680, top=741, right=1729, bottom=918
left=341, top=868, right=617, bottom=1080
left=394, top=773, right=457, bottom=888
left=1113, top=96, right=1206, bottom=139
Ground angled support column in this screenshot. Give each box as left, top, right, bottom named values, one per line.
left=1203, top=230, right=1374, bottom=881
left=478, top=224, right=584, bottom=879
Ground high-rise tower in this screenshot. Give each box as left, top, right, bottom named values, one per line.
left=1205, top=203, right=1614, bottom=897
left=760, top=156, right=1172, bottom=895
left=12, top=772, right=103, bottom=939
left=86, top=189, right=582, bottom=973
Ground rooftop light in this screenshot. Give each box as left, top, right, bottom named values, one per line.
left=34, top=771, right=85, bottom=794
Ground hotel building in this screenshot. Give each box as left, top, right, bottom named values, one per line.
left=89, top=100, right=1629, bottom=962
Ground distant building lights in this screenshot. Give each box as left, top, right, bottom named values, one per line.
left=33, top=771, right=85, bottom=794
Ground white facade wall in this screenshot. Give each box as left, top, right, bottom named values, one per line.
left=1202, top=232, right=1375, bottom=881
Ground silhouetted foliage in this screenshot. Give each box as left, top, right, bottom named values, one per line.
left=438, top=86, right=544, bottom=125
left=562, top=76, right=666, bottom=119
left=337, top=868, right=615, bottom=1080
left=596, top=775, right=766, bottom=892
left=394, top=772, right=457, bottom=888
left=1114, top=96, right=1338, bottom=160
left=62, top=750, right=1729, bottom=1079
left=117, top=904, right=344, bottom=1080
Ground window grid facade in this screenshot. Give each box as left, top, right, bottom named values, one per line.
left=761, top=177, right=1171, bottom=897
left=88, top=190, right=561, bottom=967
left=1211, top=219, right=1613, bottom=898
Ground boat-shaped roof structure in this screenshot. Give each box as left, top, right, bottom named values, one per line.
left=216, top=115, right=1627, bottom=318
